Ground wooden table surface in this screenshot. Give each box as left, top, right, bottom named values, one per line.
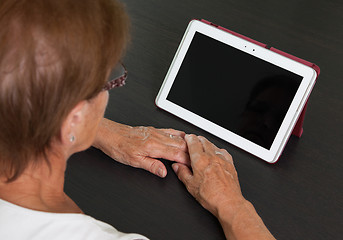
left=65, top=0, right=343, bottom=239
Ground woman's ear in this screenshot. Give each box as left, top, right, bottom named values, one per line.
left=60, top=100, right=87, bottom=146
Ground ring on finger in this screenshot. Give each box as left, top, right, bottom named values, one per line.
left=215, top=150, right=224, bottom=156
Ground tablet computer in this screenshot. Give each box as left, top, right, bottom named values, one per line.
left=156, top=19, right=319, bottom=163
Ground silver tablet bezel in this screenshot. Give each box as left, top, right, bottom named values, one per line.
left=156, top=20, right=317, bottom=163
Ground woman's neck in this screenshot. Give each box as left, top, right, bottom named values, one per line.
left=0, top=155, right=82, bottom=214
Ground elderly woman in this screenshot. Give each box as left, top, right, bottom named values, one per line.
left=0, top=0, right=275, bottom=239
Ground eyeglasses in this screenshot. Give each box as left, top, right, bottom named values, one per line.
left=102, top=62, right=128, bottom=91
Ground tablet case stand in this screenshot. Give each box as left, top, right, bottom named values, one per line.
left=200, top=19, right=320, bottom=138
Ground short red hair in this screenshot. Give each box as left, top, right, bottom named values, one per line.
left=0, top=0, right=129, bottom=181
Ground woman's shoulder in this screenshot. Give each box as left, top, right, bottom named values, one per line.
left=0, top=198, right=148, bottom=240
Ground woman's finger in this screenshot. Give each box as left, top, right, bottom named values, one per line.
left=138, top=156, right=168, bottom=178
left=185, top=134, right=204, bottom=157
left=172, top=163, right=193, bottom=187
left=158, top=132, right=187, bottom=150
left=197, top=136, right=217, bottom=154
left=159, top=128, right=186, bottom=138
left=147, top=142, right=190, bottom=165
left=198, top=136, right=233, bottom=164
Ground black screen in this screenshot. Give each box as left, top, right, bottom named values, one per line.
left=167, top=32, right=303, bottom=149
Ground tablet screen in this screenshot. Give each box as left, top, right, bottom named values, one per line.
left=167, top=32, right=303, bottom=149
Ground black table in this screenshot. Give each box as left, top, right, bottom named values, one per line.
left=65, top=0, right=343, bottom=239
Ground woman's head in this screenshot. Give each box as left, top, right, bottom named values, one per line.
left=0, top=0, right=129, bottom=181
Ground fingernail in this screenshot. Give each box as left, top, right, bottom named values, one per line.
left=172, top=164, right=179, bottom=173
left=158, top=168, right=165, bottom=178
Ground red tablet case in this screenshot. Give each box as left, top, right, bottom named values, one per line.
left=200, top=19, right=320, bottom=138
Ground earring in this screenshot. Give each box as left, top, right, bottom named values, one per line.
left=70, top=135, right=75, bottom=142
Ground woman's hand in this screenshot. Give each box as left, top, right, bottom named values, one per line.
left=93, top=118, right=190, bottom=178
left=172, top=134, right=245, bottom=217
left=172, top=134, right=275, bottom=240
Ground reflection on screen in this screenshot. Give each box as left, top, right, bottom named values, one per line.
left=167, top=32, right=303, bottom=149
